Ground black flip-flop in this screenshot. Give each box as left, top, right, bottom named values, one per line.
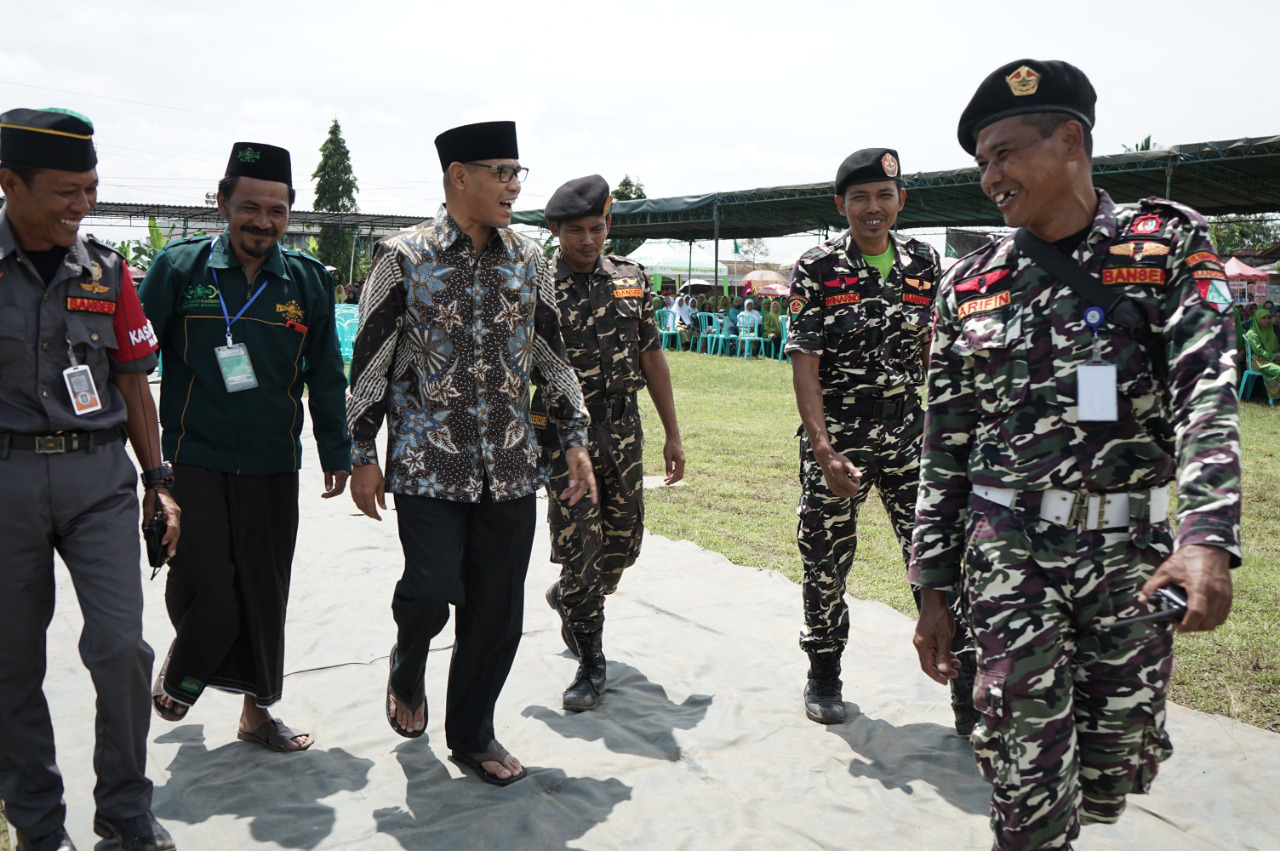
left=449, top=740, right=525, bottom=786
left=151, top=646, right=189, bottom=722
left=386, top=645, right=425, bottom=739
left=237, top=717, right=313, bottom=752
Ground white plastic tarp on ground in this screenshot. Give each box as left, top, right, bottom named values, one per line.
left=32, top=430, right=1280, bottom=850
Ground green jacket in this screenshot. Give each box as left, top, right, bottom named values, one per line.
left=139, top=233, right=350, bottom=475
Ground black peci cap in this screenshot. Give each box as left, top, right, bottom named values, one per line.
left=434, top=121, right=519, bottom=171
left=545, top=174, right=613, bottom=223
left=835, top=148, right=901, bottom=195
left=0, top=107, right=97, bottom=171
left=957, top=59, right=1096, bottom=156
left=225, top=142, right=292, bottom=187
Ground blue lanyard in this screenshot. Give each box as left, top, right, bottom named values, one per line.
left=209, top=241, right=271, bottom=346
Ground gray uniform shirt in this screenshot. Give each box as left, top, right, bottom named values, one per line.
left=0, top=209, right=157, bottom=434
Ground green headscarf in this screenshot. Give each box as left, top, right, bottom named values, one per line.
left=1245, top=311, right=1279, bottom=359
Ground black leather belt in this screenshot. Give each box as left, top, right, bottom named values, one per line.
left=586, top=394, right=637, bottom=424
left=839, top=394, right=917, bottom=421
left=1, top=429, right=120, bottom=454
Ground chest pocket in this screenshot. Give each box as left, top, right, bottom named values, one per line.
left=66, top=312, right=116, bottom=395
left=952, top=304, right=1028, bottom=414
left=0, top=311, right=30, bottom=392
left=825, top=294, right=885, bottom=357
left=612, top=295, right=642, bottom=342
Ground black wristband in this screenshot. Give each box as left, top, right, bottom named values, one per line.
left=141, top=463, right=175, bottom=490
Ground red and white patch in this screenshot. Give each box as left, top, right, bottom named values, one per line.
left=954, top=268, right=1010, bottom=294
left=112, top=266, right=159, bottom=362
left=788, top=295, right=808, bottom=315
left=902, top=292, right=930, bottom=306
left=1128, top=214, right=1163, bottom=236
left=881, top=152, right=899, bottom=178
left=824, top=292, right=861, bottom=307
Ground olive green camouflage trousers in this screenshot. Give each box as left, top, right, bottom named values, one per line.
left=796, top=404, right=923, bottom=654
left=545, top=413, right=644, bottom=634
left=964, top=492, right=1175, bottom=850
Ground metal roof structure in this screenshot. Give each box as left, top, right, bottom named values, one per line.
left=513, top=135, right=1280, bottom=240
left=19, top=201, right=431, bottom=234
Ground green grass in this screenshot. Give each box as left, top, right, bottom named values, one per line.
left=640, top=349, right=1280, bottom=732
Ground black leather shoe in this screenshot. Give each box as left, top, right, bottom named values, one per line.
left=804, top=651, right=846, bottom=724
left=951, top=652, right=980, bottom=737
left=92, top=811, right=175, bottom=851
left=15, top=827, right=77, bottom=851
left=562, top=631, right=606, bottom=711
left=545, top=581, right=578, bottom=656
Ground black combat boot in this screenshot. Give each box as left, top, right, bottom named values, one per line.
left=804, top=651, right=846, bottom=724
left=562, top=631, right=607, bottom=711
left=545, top=581, right=578, bottom=656
left=951, top=650, right=980, bottom=737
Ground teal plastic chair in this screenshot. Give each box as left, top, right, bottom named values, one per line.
left=1240, top=338, right=1275, bottom=406
left=776, top=315, right=791, bottom=362
left=713, top=314, right=738, bottom=356
left=337, top=316, right=358, bottom=365
left=736, top=314, right=773, bottom=359
left=335, top=304, right=360, bottom=323
left=695, top=312, right=721, bottom=354
left=655, top=308, right=683, bottom=351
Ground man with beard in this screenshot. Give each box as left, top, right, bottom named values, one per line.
left=348, top=121, right=595, bottom=785
left=537, top=175, right=684, bottom=711
left=140, top=142, right=350, bottom=752
left=910, top=59, right=1240, bottom=848
left=785, top=148, right=976, bottom=733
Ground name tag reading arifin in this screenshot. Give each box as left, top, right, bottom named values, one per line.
left=214, top=342, right=259, bottom=392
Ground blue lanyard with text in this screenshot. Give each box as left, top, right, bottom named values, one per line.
left=209, top=241, right=271, bottom=347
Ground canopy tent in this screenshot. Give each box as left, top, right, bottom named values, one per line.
left=1226, top=257, right=1269, bottom=281
left=513, top=135, right=1280, bottom=241
left=625, top=240, right=729, bottom=289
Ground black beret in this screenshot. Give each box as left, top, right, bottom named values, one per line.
left=225, top=142, right=292, bottom=187
left=0, top=107, right=97, bottom=171
left=957, top=59, right=1096, bottom=156
left=545, top=174, right=613, bottom=223
left=835, top=148, right=901, bottom=195
left=434, top=121, right=519, bottom=172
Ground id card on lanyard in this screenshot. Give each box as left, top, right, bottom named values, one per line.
left=210, top=240, right=271, bottom=393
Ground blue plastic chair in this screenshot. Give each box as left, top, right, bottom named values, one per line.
left=736, top=314, right=773, bottom=359
left=1239, top=337, right=1275, bottom=405
left=776, top=314, right=791, bottom=362
left=655, top=308, right=683, bottom=351
left=337, top=316, right=358, bottom=365
left=695, top=312, right=721, bottom=354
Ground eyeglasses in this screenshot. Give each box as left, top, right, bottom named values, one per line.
left=465, top=162, right=529, bottom=183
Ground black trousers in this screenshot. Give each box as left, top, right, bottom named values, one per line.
left=392, top=482, right=536, bottom=753
left=162, top=464, right=299, bottom=708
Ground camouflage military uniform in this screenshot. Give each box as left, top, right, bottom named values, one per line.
left=909, top=191, right=1242, bottom=849
left=538, top=251, right=658, bottom=633
left=785, top=230, right=939, bottom=653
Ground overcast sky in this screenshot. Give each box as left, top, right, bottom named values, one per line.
left=6, top=0, right=1277, bottom=262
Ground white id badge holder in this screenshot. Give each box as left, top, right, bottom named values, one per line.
left=63, top=337, right=102, bottom=415
left=1078, top=305, right=1117, bottom=422
left=214, top=336, right=259, bottom=392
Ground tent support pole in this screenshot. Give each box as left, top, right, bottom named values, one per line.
left=688, top=241, right=692, bottom=285
left=1165, top=162, right=1174, bottom=199
left=714, top=204, right=722, bottom=296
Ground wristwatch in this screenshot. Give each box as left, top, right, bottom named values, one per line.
left=141, top=462, right=175, bottom=490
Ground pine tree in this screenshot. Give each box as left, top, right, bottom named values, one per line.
left=311, top=119, right=359, bottom=284
left=605, top=174, right=646, bottom=257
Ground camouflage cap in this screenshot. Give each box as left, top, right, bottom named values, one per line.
left=0, top=107, right=97, bottom=171
left=957, top=59, right=1096, bottom=156
left=835, top=148, right=901, bottom=195
left=545, top=174, right=613, bottom=223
